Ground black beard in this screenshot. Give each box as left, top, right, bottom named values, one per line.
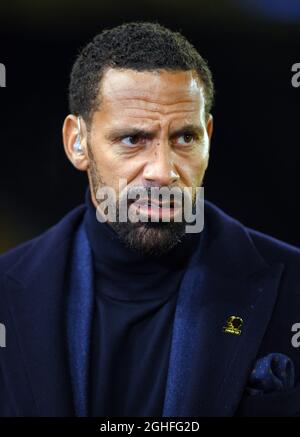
left=109, top=195, right=198, bottom=256
left=110, top=215, right=187, bottom=256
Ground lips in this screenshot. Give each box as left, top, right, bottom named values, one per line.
left=132, top=199, right=178, bottom=208
left=128, top=197, right=183, bottom=222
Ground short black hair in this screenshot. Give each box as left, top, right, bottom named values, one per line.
left=69, top=21, right=214, bottom=125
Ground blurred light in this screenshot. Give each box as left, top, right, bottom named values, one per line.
left=236, top=0, right=300, bottom=22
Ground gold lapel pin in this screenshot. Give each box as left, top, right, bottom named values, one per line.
left=223, top=315, right=243, bottom=335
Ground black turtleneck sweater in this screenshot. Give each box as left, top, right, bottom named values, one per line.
left=83, top=191, right=200, bottom=417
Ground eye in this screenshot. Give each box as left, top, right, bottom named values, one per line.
left=120, top=135, right=144, bottom=147
left=177, top=133, right=196, bottom=146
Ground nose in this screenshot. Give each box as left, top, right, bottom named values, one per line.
left=142, top=144, right=180, bottom=187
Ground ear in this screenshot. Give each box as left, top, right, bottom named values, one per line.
left=206, top=113, right=213, bottom=143
left=62, top=114, right=89, bottom=171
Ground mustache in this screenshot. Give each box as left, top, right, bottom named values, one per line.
left=124, top=186, right=185, bottom=201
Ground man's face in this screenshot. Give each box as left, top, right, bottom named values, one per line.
left=72, top=68, right=212, bottom=254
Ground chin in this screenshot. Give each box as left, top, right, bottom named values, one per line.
left=113, top=221, right=186, bottom=256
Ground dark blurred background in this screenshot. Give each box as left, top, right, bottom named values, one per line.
left=1, top=0, right=300, bottom=253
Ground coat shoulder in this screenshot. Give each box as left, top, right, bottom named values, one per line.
left=0, top=205, right=86, bottom=277
left=205, top=200, right=300, bottom=266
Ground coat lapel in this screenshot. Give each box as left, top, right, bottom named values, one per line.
left=162, top=203, right=284, bottom=416
left=3, top=206, right=85, bottom=416
left=67, top=223, right=94, bottom=417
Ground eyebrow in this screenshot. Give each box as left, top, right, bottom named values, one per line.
left=170, top=124, right=204, bottom=139
left=104, top=124, right=204, bottom=141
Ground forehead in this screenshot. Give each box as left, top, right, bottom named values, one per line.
left=98, top=68, right=205, bottom=115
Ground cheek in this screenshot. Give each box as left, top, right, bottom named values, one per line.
left=91, top=144, right=140, bottom=192
left=192, top=161, right=208, bottom=186
left=179, top=149, right=209, bottom=187
left=194, top=142, right=210, bottom=182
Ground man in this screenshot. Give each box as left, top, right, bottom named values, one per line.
left=1, top=21, right=300, bottom=417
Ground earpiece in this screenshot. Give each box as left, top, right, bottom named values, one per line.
left=73, top=116, right=83, bottom=154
